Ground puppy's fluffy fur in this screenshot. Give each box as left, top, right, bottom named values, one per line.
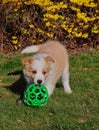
left=21, top=41, right=72, bottom=96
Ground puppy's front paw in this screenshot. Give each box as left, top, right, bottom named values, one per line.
left=16, top=98, right=24, bottom=105
left=64, top=86, right=72, bottom=94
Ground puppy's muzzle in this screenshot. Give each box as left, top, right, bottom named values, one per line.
left=37, top=79, right=43, bottom=85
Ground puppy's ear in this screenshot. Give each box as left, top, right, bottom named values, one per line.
left=22, top=57, right=34, bottom=66
left=45, top=56, right=55, bottom=64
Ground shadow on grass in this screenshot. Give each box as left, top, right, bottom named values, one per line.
left=5, top=70, right=62, bottom=102
left=5, top=70, right=26, bottom=101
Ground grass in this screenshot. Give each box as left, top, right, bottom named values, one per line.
left=0, top=52, right=99, bottom=130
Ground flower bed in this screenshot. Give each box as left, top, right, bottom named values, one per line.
left=0, top=0, right=99, bottom=53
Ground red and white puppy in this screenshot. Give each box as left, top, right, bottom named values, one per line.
left=21, top=41, right=72, bottom=96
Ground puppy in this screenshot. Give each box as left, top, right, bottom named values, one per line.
left=21, top=41, right=72, bottom=96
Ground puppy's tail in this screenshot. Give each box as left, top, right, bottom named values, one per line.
left=21, top=44, right=42, bottom=54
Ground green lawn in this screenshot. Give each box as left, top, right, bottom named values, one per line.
left=0, top=52, right=98, bottom=130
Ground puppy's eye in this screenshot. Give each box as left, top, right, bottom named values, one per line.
left=32, top=70, right=37, bottom=74
left=42, top=71, right=47, bottom=75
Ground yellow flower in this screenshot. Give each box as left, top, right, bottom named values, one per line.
left=43, top=18, right=48, bottom=21
left=12, top=36, right=17, bottom=40
left=68, top=28, right=72, bottom=33
left=83, top=25, right=89, bottom=29
left=77, top=12, right=87, bottom=19
left=18, top=44, right=21, bottom=47
left=29, top=24, right=34, bottom=28
left=32, top=39, right=36, bottom=43
left=45, top=2, right=67, bottom=12
left=45, top=21, right=51, bottom=27
left=39, top=39, right=43, bottom=42
left=14, top=45, right=18, bottom=50
left=22, top=10, right=25, bottom=13
left=22, top=28, right=29, bottom=34
left=73, top=32, right=82, bottom=38
left=52, top=25, right=56, bottom=28
left=96, top=10, right=99, bottom=13
left=91, top=24, right=99, bottom=34
left=74, top=28, right=78, bottom=31
left=71, top=6, right=80, bottom=12
left=44, top=13, right=64, bottom=21
left=37, top=28, right=44, bottom=34
left=45, top=21, right=56, bottom=28
left=14, top=8, right=18, bottom=12
left=79, top=22, right=84, bottom=26
left=61, top=23, right=68, bottom=30
left=47, top=33, right=53, bottom=37
left=82, top=33, right=88, bottom=38
left=12, top=40, right=18, bottom=44
left=70, top=0, right=97, bottom=7
left=24, top=0, right=52, bottom=7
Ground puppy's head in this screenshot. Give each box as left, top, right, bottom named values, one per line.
left=22, top=56, right=55, bottom=85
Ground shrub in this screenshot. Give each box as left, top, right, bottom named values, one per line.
left=0, top=0, right=99, bottom=52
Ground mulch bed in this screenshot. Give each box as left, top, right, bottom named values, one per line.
left=0, top=32, right=98, bottom=54
left=0, top=39, right=98, bottom=55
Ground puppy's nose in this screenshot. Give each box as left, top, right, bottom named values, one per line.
left=37, top=79, right=42, bottom=84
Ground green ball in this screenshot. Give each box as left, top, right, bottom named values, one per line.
left=24, top=84, right=49, bottom=107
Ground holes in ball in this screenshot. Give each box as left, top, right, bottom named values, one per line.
left=44, top=96, right=47, bottom=99
left=35, top=88, right=40, bottom=93
left=29, top=87, right=33, bottom=92
left=30, top=93, right=36, bottom=100
left=37, top=94, right=43, bottom=100
left=41, top=89, right=46, bottom=93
